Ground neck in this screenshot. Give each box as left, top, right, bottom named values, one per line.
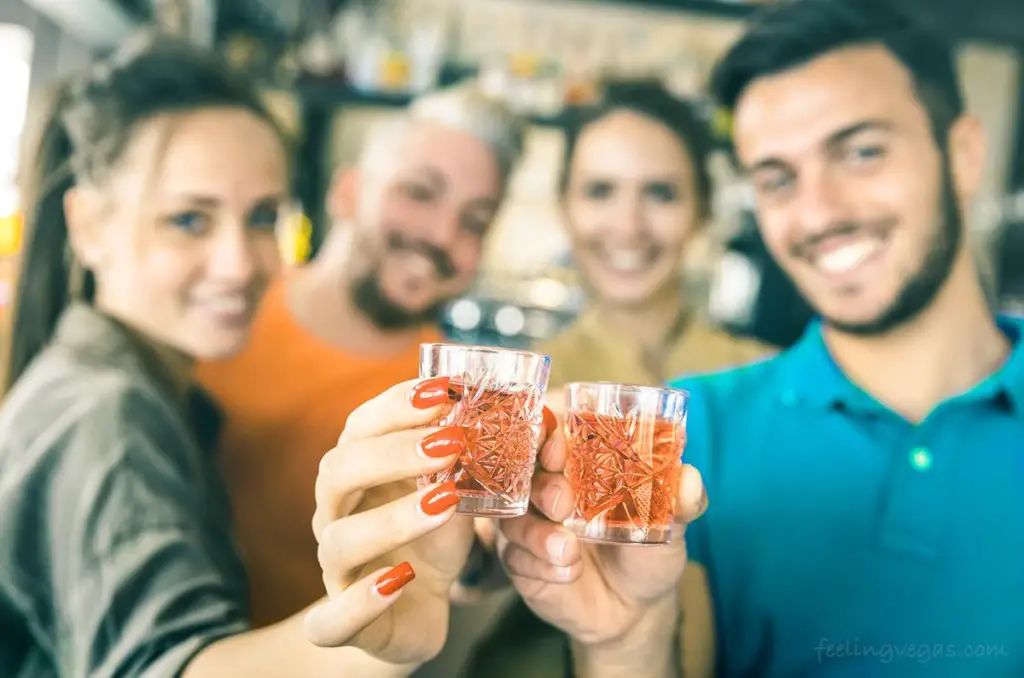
left=150, top=343, right=195, bottom=401
left=94, top=300, right=194, bottom=401
left=287, top=236, right=423, bottom=357
left=822, top=247, right=1008, bottom=423
left=595, top=281, right=689, bottom=363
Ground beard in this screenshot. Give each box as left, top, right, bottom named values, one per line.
left=348, top=228, right=459, bottom=330
left=350, top=269, right=449, bottom=330
left=812, top=158, right=963, bottom=337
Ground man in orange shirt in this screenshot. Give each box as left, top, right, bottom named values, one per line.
left=197, top=83, right=526, bottom=627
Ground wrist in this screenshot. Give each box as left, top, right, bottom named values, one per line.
left=309, top=647, right=419, bottom=678
left=570, top=599, right=680, bottom=678
left=287, top=607, right=421, bottom=678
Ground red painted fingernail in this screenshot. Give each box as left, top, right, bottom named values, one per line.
left=410, top=377, right=451, bottom=409
left=375, top=562, right=415, bottom=597
left=420, top=480, right=460, bottom=516
left=419, top=426, right=467, bottom=458
left=542, top=406, right=557, bottom=436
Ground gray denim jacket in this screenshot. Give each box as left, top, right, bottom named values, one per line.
left=0, top=303, right=250, bottom=677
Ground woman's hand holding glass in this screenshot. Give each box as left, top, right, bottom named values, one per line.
left=305, top=377, right=475, bottom=666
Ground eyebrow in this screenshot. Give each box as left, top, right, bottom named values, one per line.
left=826, top=119, right=894, bottom=147
left=408, top=166, right=499, bottom=211
left=411, top=166, right=447, bottom=190
left=161, top=192, right=287, bottom=208
left=576, top=172, right=687, bottom=183
left=465, top=197, right=500, bottom=213
left=744, top=119, right=895, bottom=174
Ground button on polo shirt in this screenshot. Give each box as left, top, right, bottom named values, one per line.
left=670, top=317, right=1024, bottom=678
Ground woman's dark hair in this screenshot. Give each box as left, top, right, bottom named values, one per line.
left=559, top=79, right=715, bottom=221
left=710, top=0, right=963, bottom=145
left=5, top=32, right=283, bottom=392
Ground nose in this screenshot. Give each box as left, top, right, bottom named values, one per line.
left=608, top=190, right=647, bottom=241
left=427, top=208, right=463, bottom=248
left=208, top=223, right=259, bottom=286
left=795, top=167, right=847, bottom=235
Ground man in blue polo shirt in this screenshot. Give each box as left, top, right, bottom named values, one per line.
left=662, top=0, right=1024, bottom=675
left=482, top=2, right=1022, bottom=676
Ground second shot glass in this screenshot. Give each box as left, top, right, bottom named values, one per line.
left=562, top=382, right=689, bottom=545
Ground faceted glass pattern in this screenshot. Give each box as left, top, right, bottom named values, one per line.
left=563, top=383, right=689, bottom=544
left=419, top=344, right=551, bottom=517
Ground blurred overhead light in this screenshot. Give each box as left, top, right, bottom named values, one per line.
left=23, top=0, right=140, bottom=50
left=449, top=299, right=483, bottom=331
left=494, top=305, right=526, bottom=336
left=0, top=25, right=31, bottom=201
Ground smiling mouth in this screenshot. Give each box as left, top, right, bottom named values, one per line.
left=391, top=249, right=440, bottom=283
left=595, top=246, right=660, bottom=275
left=804, top=230, right=890, bottom=279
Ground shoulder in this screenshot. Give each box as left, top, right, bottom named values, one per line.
left=690, top=320, right=777, bottom=366
left=0, top=346, right=215, bottom=556
left=535, top=321, right=587, bottom=357
left=670, top=353, right=788, bottom=418
left=667, top=352, right=792, bottom=469
left=534, top=322, right=591, bottom=388
left=0, top=345, right=186, bottom=476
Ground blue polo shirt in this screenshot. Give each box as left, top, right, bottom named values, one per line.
left=669, top=317, right=1024, bottom=677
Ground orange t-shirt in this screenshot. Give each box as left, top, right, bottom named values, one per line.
left=196, top=279, right=441, bottom=627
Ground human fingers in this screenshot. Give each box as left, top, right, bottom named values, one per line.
left=498, top=510, right=581, bottom=573
left=318, top=481, right=460, bottom=596
left=537, top=424, right=567, bottom=473
left=542, top=405, right=559, bottom=437
left=500, top=542, right=583, bottom=584
left=339, top=377, right=453, bottom=443
left=528, top=470, right=574, bottom=523
left=305, top=562, right=415, bottom=648
left=312, top=426, right=463, bottom=540
left=674, top=464, right=708, bottom=526
left=545, top=388, right=566, bottom=417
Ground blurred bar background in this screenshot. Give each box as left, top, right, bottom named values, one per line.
left=1, top=0, right=1023, bottom=356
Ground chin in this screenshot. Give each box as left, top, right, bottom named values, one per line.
left=395, top=295, right=436, bottom=313
left=605, top=294, right=654, bottom=309
left=817, top=301, right=901, bottom=335
left=191, top=335, right=250, bottom=362
left=592, top=279, right=666, bottom=308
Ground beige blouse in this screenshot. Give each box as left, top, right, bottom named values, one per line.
left=537, top=308, right=772, bottom=389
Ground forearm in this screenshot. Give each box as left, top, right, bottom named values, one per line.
left=570, top=599, right=681, bottom=678
left=185, top=611, right=418, bottom=678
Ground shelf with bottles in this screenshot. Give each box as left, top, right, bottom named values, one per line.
left=294, top=70, right=572, bottom=129
left=287, top=0, right=751, bottom=134
left=546, top=0, right=768, bottom=19
left=294, top=68, right=735, bottom=152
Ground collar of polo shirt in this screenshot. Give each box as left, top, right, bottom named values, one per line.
left=774, top=316, right=1024, bottom=416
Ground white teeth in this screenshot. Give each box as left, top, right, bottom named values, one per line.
left=607, top=251, right=646, bottom=272
left=204, top=298, right=248, bottom=314
left=815, top=240, right=881, bottom=274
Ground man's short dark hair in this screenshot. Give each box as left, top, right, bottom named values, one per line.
left=710, top=0, right=964, bottom=143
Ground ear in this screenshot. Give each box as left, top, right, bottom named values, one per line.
left=63, top=186, right=106, bottom=269
left=947, top=113, right=987, bottom=203
left=326, top=166, right=361, bottom=223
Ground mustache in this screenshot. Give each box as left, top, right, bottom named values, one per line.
left=790, top=219, right=895, bottom=259
left=384, top=231, right=456, bottom=280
